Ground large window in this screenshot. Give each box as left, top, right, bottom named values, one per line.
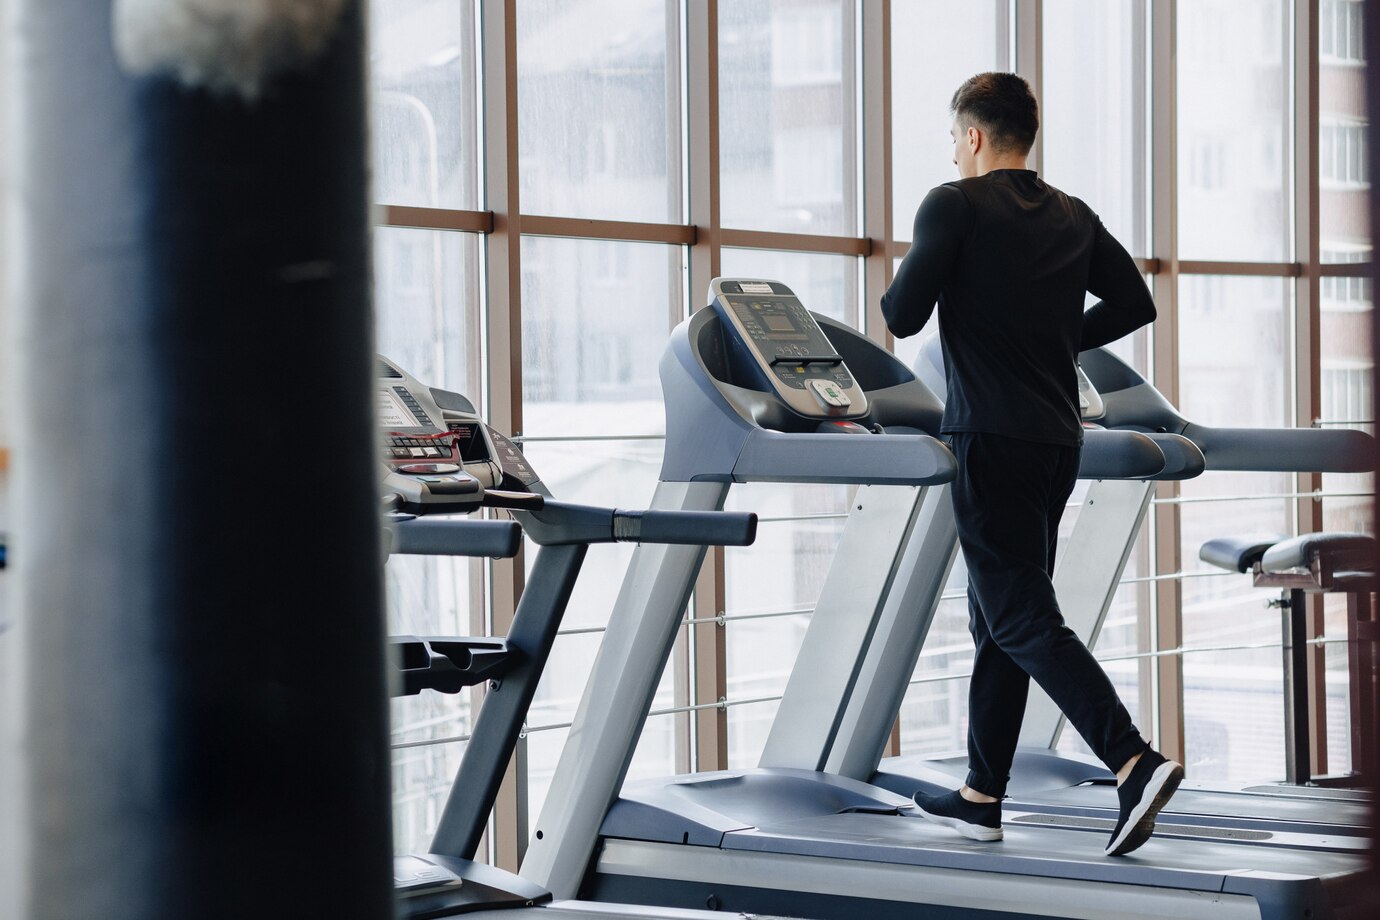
left=1042, top=0, right=1148, bottom=256
left=1177, top=276, right=1294, bottom=782
left=889, top=2, right=1006, bottom=242
left=720, top=0, right=857, bottom=235
left=517, top=0, right=681, bottom=223
left=368, top=0, right=1374, bottom=865
left=888, top=2, right=1007, bottom=371
left=371, top=0, right=480, bottom=210
left=1177, top=0, right=1289, bottom=261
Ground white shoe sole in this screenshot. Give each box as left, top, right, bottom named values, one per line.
left=913, top=803, right=1004, bottom=842
left=1104, top=760, right=1184, bottom=857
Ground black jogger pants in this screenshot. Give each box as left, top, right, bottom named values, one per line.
left=948, top=431, right=1148, bottom=798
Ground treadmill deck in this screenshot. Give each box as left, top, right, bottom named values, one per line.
left=596, top=768, right=1369, bottom=920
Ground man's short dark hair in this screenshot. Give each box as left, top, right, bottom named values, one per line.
left=950, top=72, right=1039, bottom=155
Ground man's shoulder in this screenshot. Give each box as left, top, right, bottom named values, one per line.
left=928, top=180, right=972, bottom=201
left=1035, top=178, right=1097, bottom=219
left=915, top=181, right=973, bottom=223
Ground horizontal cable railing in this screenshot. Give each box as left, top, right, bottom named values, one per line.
left=519, top=694, right=788, bottom=737
left=905, top=635, right=1356, bottom=690
left=393, top=732, right=473, bottom=750
left=392, top=634, right=1361, bottom=749
left=755, top=512, right=850, bottom=524
left=1152, top=489, right=1374, bottom=506
left=556, top=604, right=814, bottom=638
left=511, top=433, right=666, bottom=443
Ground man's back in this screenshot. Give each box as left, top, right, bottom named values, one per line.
left=882, top=170, right=1153, bottom=446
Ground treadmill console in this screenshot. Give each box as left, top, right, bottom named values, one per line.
left=377, top=357, right=506, bottom=514
left=710, top=278, right=868, bottom=420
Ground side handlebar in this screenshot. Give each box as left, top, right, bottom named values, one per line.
left=1140, top=433, right=1206, bottom=481
left=1078, top=429, right=1165, bottom=480
left=1183, top=424, right=1374, bottom=473
left=516, top=499, right=758, bottom=547
left=613, top=510, right=758, bottom=546
left=483, top=489, right=546, bottom=511
left=390, top=518, right=524, bottom=558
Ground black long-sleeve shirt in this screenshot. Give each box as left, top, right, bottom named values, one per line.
left=882, top=170, right=1156, bottom=446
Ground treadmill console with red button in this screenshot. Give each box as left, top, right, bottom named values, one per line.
left=378, top=357, right=508, bottom=514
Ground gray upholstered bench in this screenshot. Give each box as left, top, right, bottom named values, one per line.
left=1200, top=531, right=1377, bottom=786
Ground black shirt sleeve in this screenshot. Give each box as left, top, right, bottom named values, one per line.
left=881, top=184, right=970, bottom=338
left=1081, top=218, right=1157, bottom=351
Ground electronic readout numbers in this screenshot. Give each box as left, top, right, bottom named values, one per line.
left=709, top=278, right=868, bottom=420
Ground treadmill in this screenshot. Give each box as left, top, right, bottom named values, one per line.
left=374, top=357, right=776, bottom=920
left=520, top=280, right=1369, bottom=920
left=868, top=338, right=1375, bottom=840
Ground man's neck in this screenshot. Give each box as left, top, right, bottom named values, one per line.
left=974, top=154, right=1030, bottom=177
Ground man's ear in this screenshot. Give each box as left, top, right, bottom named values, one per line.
left=968, top=125, right=982, bottom=155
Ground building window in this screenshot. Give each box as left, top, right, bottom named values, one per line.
left=1321, top=0, right=1366, bottom=64
left=1322, top=250, right=1375, bottom=310
left=771, top=5, right=843, bottom=87
left=1322, top=365, right=1374, bottom=424
left=1321, top=122, right=1370, bottom=186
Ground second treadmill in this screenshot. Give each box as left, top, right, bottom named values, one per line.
left=870, top=339, right=1375, bottom=840
left=519, top=280, right=1368, bottom=920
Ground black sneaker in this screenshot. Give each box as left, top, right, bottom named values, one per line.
left=1105, top=749, right=1184, bottom=857
left=911, top=789, right=1004, bottom=842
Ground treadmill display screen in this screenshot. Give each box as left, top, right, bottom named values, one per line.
left=762, top=314, right=797, bottom=334
left=447, top=422, right=491, bottom=462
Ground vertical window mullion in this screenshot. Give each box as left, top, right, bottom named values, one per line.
left=479, top=0, right=527, bottom=872
left=1151, top=0, right=1185, bottom=766
left=685, top=0, right=727, bottom=774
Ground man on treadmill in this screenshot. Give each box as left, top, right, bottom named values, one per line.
left=881, top=72, right=1181, bottom=857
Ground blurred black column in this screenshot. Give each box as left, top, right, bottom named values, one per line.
left=14, top=2, right=392, bottom=918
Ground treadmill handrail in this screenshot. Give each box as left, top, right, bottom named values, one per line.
left=1139, top=432, right=1206, bottom=480
left=1181, top=422, right=1374, bottom=473
left=517, top=499, right=758, bottom=547
left=387, top=517, right=523, bottom=558
left=1079, top=346, right=1374, bottom=474
left=1077, top=429, right=1167, bottom=480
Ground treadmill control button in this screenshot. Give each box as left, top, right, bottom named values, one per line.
left=807, top=378, right=852, bottom=409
